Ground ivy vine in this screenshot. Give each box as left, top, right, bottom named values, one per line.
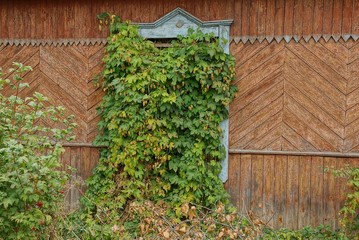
left=85, top=14, right=237, bottom=212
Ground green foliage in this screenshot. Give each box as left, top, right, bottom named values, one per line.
left=262, top=225, right=348, bottom=240
left=84, top=13, right=237, bottom=216
left=332, top=166, right=359, bottom=238
left=0, top=63, right=76, bottom=239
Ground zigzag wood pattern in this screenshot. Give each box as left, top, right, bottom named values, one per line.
left=229, top=39, right=359, bottom=153
left=0, top=44, right=105, bottom=143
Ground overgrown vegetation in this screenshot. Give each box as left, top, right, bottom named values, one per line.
left=332, top=166, right=359, bottom=238
left=85, top=14, right=237, bottom=213
left=2, top=14, right=359, bottom=239
left=0, top=63, right=76, bottom=239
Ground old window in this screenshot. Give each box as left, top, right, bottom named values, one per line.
left=137, top=8, right=233, bottom=182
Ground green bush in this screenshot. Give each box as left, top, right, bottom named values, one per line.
left=84, top=14, right=237, bottom=214
left=332, top=166, right=359, bottom=238
left=0, top=63, right=76, bottom=239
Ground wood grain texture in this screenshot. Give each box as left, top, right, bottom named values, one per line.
left=230, top=38, right=359, bottom=153
left=1, top=0, right=358, bottom=44
left=0, top=44, right=105, bottom=143
left=226, top=153, right=359, bottom=229
left=61, top=146, right=100, bottom=210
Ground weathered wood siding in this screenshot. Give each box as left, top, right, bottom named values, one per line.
left=60, top=146, right=100, bottom=209
left=230, top=38, right=359, bottom=152
left=1, top=0, right=358, bottom=43
left=0, top=44, right=105, bottom=143
left=225, top=153, right=359, bottom=229
left=1, top=0, right=359, bottom=230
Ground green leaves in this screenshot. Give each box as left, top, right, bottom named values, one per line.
left=0, top=63, right=76, bottom=239
left=85, top=16, right=237, bottom=218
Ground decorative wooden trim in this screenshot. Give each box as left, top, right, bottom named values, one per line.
left=230, top=34, right=359, bottom=44
left=229, top=149, right=359, bottom=158
left=1, top=35, right=358, bottom=47
left=0, top=38, right=107, bottom=47
left=137, top=8, right=233, bottom=39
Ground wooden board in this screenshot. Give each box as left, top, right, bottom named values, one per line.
left=0, top=44, right=105, bottom=143
left=1, top=0, right=358, bottom=42
left=230, top=39, right=359, bottom=153
left=226, top=153, right=359, bottom=229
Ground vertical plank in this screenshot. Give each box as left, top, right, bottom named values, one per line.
left=323, top=157, right=338, bottom=228
left=336, top=157, right=349, bottom=228
left=202, top=0, right=211, bottom=21
left=70, top=147, right=81, bottom=210
left=283, top=0, right=294, bottom=36
left=257, top=0, right=267, bottom=38
left=193, top=0, right=204, bottom=20
left=311, top=156, right=324, bottom=227
left=293, top=0, right=303, bottom=39
left=232, top=0, right=242, bottom=36
left=274, top=0, right=285, bottom=36
left=239, top=154, right=252, bottom=216
left=251, top=155, right=264, bottom=218
left=342, top=0, right=353, bottom=34
left=209, top=0, right=221, bottom=20
left=323, top=0, right=334, bottom=35
left=313, top=0, right=324, bottom=35
left=249, top=0, right=258, bottom=37
left=241, top=0, right=250, bottom=37
left=226, top=154, right=241, bottom=209
left=274, top=155, right=287, bottom=228
left=353, top=0, right=359, bottom=34
left=286, top=156, right=299, bottom=229
left=266, top=0, right=275, bottom=37
left=81, top=147, right=92, bottom=181
left=63, top=0, right=75, bottom=39
left=89, top=0, right=97, bottom=38
left=262, top=155, right=275, bottom=226
left=6, top=0, right=14, bottom=39
left=302, top=0, right=314, bottom=37
left=28, top=1, right=37, bottom=39
left=223, top=0, right=235, bottom=20
left=0, top=1, right=4, bottom=38
left=332, top=0, right=343, bottom=35
left=74, top=0, right=90, bottom=39
left=298, top=156, right=311, bottom=228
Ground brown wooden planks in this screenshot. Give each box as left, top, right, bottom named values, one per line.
left=1, top=0, right=359, bottom=41
left=251, top=155, right=264, bottom=218
left=273, top=155, right=287, bottom=228
left=286, top=156, right=299, bottom=229
left=262, top=154, right=275, bottom=226
left=228, top=154, right=359, bottom=229
left=323, top=157, right=338, bottom=227
left=239, top=154, right=252, bottom=216
left=229, top=38, right=359, bottom=152
left=298, top=156, right=311, bottom=228
left=226, top=154, right=241, bottom=208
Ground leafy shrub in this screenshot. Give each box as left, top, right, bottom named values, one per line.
left=0, top=63, right=76, bottom=239
left=262, top=225, right=348, bottom=240
left=332, top=166, right=359, bottom=238
left=84, top=14, right=237, bottom=214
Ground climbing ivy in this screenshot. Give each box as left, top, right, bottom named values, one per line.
left=85, top=14, right=237, bottom=213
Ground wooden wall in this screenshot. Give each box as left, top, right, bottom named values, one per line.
left=60, top=146, right=100, bottom=209
left=2, top=0, right=359, bottom=230
left=1, top=0, right=358, bottom=43
left=226, top=153, right=359, bottom=229
left=229, top=38, right=359, bottom=153
left=0, top=44, right=105, bottom=143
